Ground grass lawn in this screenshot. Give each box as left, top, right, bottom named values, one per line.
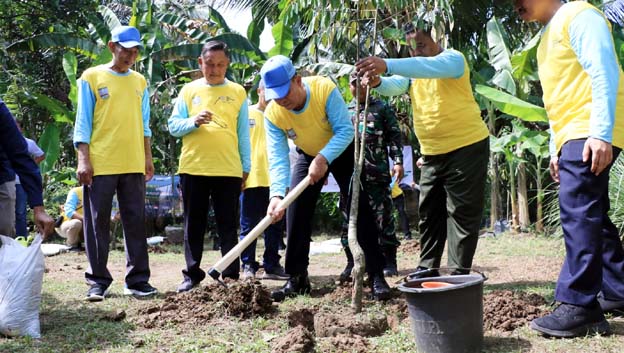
left=1, top=233, right=623, bottom=353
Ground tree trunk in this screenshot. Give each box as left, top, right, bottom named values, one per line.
left=509, top=163, right=519, bottom=233
left=516, top=147, right=529, bottom=231
left=535, top=159, right=544, bottom=233
left=487, top=105, right=499, bottom=230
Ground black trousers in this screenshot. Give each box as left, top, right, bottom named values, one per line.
left=180, top=174, right=241, bottom=282
left=285, top=143, right=385, bottom=276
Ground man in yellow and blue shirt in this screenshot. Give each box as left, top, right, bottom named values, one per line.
left=261, top=55, right=391, bottom=302
left=74, top=26, right=157, bottom=301
left=168, top=40, right=251, bottom=292
left=356, top=21, right=489, bottom=279
left=515, top=0, right=624, bottom=338
left=239, top=81, right=288, bottom=281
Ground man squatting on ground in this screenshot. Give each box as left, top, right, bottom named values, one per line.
left=0, top=99, right=54, bottom=239
left=343, top=72, right=404, bottom=279
left=356, top=19, right=489, bottom=278
left=514, top=0, right=624, bottom=338
left=168, top=40, right=251, bottom=293
left=261, top=55, right=392, bottom=301
left=74, top=26, right=157, bottom=301
left=240, top=81, right=289, bottom=281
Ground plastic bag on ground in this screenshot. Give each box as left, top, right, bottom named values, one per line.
left=0, top=234, right=45, bottom=338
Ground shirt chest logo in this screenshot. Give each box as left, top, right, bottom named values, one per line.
left=286, top=128, right=297, bottom=140
left=249, top=119, right=256, bottom=128
left=192, top=96, right=201, bottom=106
left=98, top=87, right=110, bottom=99
left=215, top=96, right=236, bottom=104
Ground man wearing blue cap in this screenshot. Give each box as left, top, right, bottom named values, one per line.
left=74, top=25, right=157, bottom=301
left=261, top=55, right=391, bottom=302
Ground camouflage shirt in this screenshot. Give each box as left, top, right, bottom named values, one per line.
left=349, top=98, right=403, bottom=184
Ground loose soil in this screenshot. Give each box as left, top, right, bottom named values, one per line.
left=399, top=240, right=420, bottom=256
left=317, top=334, right=370, bottom=353
left=314, top=308, right=389, bottom=338
left=272, top=326, right=315, bottom=353
left=287, top=308, right=317, bottom=332
left=135, top=281, right=274, bottom=328
left=483, top=290, right=549, bottom=331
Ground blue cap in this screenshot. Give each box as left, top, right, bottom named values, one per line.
left=260, top=55, right=296, bottom=100
left=111, top=26, right=143, bottom=49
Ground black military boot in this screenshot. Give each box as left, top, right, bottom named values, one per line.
left=382, top=246, right=399, bottom=277
left=339, top=247, right=355, bottom=283
left=270, top=272, right=311, bottom=302
left=370, top=272, right=391, bottom=301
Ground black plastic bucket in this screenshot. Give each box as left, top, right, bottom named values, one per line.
left=398, top=274, right=485, bottom=353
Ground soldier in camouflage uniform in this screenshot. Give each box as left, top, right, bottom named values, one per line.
left=340, top=72, right=404, bottom=280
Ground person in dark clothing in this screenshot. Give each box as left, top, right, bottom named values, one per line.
left=0, top=99, right=54, bottom=239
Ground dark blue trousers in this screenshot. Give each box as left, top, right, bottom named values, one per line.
left=14, top=183, right=28, bottom=237
left=239, top=186, right=282, bottom=271
left=556, top=139, right=624, bottom=306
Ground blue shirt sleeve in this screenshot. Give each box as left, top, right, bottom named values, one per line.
left=569, top=9, right=619, bottom=143
left=73, top=79, right=95, bottom=147
left=0, top=101, right=43, bottom=207
left=237, top=101, right=251, bottom=173
left=385, top=49, right=465, bottom=79
left=319, top=88, right=354, bottom=163
left=266, top=116, right=291, bottom=198
left=549, top=128, right=557, bottom=157
left=142, top=87, right=152, bottom=138
left=167, top=95, right=198, bottom=137
left=375, top=76, right=412, bottom=96
left=64, top=189, right=79, bottom=218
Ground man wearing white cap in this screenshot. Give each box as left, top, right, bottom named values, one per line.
left=261, top=55, right=391, bottom=302
left=74, top=25, right=157, bottom=301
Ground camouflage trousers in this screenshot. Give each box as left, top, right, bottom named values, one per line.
left=340, top=182, right=400, bottom=249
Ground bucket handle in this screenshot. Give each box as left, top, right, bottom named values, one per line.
left=398, top=267, right=488, bottom=284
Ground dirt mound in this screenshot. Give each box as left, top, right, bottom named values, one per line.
left=483, top=290, right=548, bottom=331
left=314, top=310, right=389, bottom=338
left=399, top=240, right=420, bottom=256
left=324, top=283, right=353, bottom=301
left=317, top=334, right=370, bottom=353
left=385, top=297, right=409, bottom=330
left=287, top=308, right=316, bottom=332
left=272, top=326, right=315, bottom=353
left=136, top=281, right=274, bottom=328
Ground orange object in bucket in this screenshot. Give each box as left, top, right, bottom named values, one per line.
left=421, top=281, right=453, bottom=289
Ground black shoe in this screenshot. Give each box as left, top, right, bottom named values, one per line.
left=370, top=273, right=391, bottom=301
left=263, top=265, right=290, bottom=280
left=407, top=266, right=440, bottom=280
left=382, top=246, right=399, bottom=277
left=85, top=284, right=109, bottom=302
left=339, top=263, right=354, bottom=283
left=530, top=302, right=610, bottom=338
left=597, top=292, right=624, bottom=315
left=404, top=233, right=412, bottom=240
left=450, top=268, right=470, bottom=276
left=339, top=247, right=354, bottom=283
left=270, top=273, right=311, bottom=302
left=124, top=282, right=158, bottom=297
left=177, top=279, right=200, bottom=293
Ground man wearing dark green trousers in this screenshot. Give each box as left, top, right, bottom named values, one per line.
left=356, top=20, right=489, bottom=277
